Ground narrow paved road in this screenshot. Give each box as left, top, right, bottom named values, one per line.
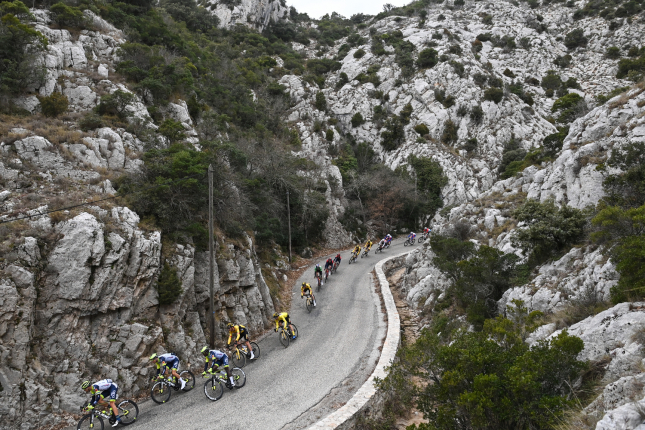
left=119, top=240, right=407, bottom=430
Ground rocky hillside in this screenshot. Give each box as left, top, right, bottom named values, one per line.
left=2, top=0, right=645, bottom=428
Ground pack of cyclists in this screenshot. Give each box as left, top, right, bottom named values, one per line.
left=79, top=233, right=423, bottom=425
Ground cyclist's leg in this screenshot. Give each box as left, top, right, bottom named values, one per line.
left=108, top=387, right=119, bottom=418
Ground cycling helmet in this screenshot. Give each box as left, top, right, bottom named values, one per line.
left=149, top=353, right=157, bottom=360
left=81, top=380, right=91, bottom=390
left=316, top=264, right=320, bottom=268
left=336, top=254, right=340, bottom=258
left=227, top=322, right=234, bottom=329
left=273, top=312, right=279, bottom=318
left=201, top=346, right=209, bottom=356
left=302, top=282, right=307, bottom=286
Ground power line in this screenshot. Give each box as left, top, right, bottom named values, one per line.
left=0, top=171, right=207, bottom=225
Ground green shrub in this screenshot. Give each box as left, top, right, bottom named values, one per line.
left=79, top=112, right=105, bottom=131
left=384, top=307, right=585, bottom=429
left=0, top=11, right=47, bottom=97
left=553, top=54, right=572, bottom=68
left=399, top=103, right=413, bottom=124
left=470, top=104, right=484, bottom=124
left=157, top=263, right=182, bottom=305
left=482, top=14, right=493, bottom=24
left=414, top=123, right=429, bottom=136
left=96, top=90, right=136, bottom=119
left=564, top=28, right=588, bottom=50
left=351, top=112, right=365, bottom=127
left=601, top=141, right=645, bottom=208
left=441, top=119, right=458, bottom=145
left=50, top=2, right=87, bottom=28
left=353, top=48, right=365, bottom=58
left=483, top=87, right=504, bottom=104
left=159, top=119, right=186, bottom=143
left=616, top=52, right=645, bottom=80
left=336, top=72, right=349, bottom=89
left=463, top=137, right=477, bottom=153
left=499, top=135, right=526, bottom=178
left=325, top=128, right=334, bottom=141
left=314, top=91, right=327, bottom=111
left=417, top=47, right=438, bottom=69
left=381, top=116, right=405, bottom=151
left=606, top=46, right=621, bottom=59
left=39, top=92, right=68, bottom=117
left=542, top=126, right=569, bottom=156
left=512, top=199, right=587, bottom=265
left=593, top=205, right=645, bottom=303
left=551, top=93, right=587, bottom=124
left=541, top=70, right=562, bottom=91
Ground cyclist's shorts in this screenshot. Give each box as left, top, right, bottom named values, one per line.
left=163, top=358, right=180, bottom=370
left=285, top=315, right=291, bottom=324
left=215, top=355, right=229, bottom=367
left=100, top=385, right=118, bottom=402
left=239, top=328, right=249, bottom=341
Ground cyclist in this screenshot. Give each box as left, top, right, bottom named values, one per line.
left=333, top=253, right=341, bottom=268
left=423, top=227, right=431, bottom=239
left=377, top=238, right=386, bottom=251
left=301, top=282, right=316, bottom=307
left=352, top=244, right=361, bottom=257
left=81, top=379, right=121, bottom=427
left=227, top=322, right=255, bottom=360
left=201, top=346, right=235, bottom=388
left=149, top=352, right=186, bottom=390
left=314, top=263, right=323, bottom=283
left=273, top=311, right=296, bottom=339
left=365, top=239, right=373, bottom=250
left=407, top=232, right=416, bottom=242
left=324, top=258, right=334, bottom=274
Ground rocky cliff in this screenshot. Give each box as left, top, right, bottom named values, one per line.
left=0, top=9, right=286, bottom=430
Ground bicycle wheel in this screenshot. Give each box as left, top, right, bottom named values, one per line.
left=180, top=370, right=195, bottom=391
left=317, top=278, right=321, bottom=291
left=151, top=381, right=171, bottom=404
left=231, top=368, right=246, bottom=388
left=250, top=342, right=260, bottom=359
left=77, top=414, right=103, bottom=430
left=279, top=330, right=290, bottom=348
left=117, top=400, right=138, bottom=426
left=404, top=240, right=409, bottom=246
left=231, top=348, right=246, bottom=368
left=306, top=297, right=313, bottom=313
left=203, top=377, right=224, bottom=401
left=290, top=324, right=299, bottom=340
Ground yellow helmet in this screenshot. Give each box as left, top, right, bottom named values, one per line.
left=149, top=353, right=157, bottom=360
left=273, top=312, right=279, bottom=318
left=81, top=380, right=91, bottom=390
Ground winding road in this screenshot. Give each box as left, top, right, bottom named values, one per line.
left=121, top=240, right=407, bottom=430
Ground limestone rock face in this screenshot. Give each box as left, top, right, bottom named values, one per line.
left=206, top=0, right=289, bottom=31
left=0, top=208, right=277, bottom=429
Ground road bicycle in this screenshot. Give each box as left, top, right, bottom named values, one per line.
left=418, top=232, right=430, bottom=243
left=324, top=267, right=330, bottom=282
left=315, top=273, right=322, bottom=291
left=348, top=252, right=358, bottom=264
left=361, top=247, right=370, bottom=258
left=332, top=260, right=339, bottom=273
left=202, top=367, right=246, bottom=401
left=278, top=323, right=299, bottom=348
left=77, top=399, right=138, bottom=429
left=150, top=369, right=195, bottom=404
left=404, top=236, right=416, bottom=246
left=303, top=293, right=314, bottom=313
left=375, top=244, right=384, bottom=254
left=229, top=341, right=261, bottom=368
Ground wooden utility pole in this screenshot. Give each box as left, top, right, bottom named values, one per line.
left=286, top=189, right=292, bottom=264
left=208, top=164, right=215, bottom=349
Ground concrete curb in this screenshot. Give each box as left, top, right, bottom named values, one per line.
left=305, top=250, right=411, bottom=429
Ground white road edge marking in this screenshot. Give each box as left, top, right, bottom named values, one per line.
left=305, top=250, right=411, bottom=429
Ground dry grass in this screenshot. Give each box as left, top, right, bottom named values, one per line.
left=0, top=114, right=89, bottom=146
